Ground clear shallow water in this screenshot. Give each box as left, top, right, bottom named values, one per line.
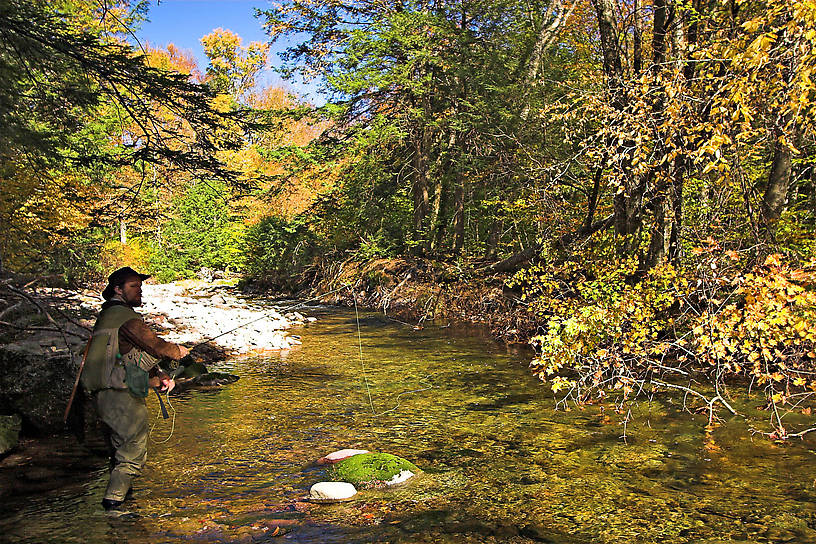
left=2, top=308, right=816, bottom=543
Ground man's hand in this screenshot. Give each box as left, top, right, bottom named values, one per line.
left=159, top=375, right=175, bottom=393
left=177, top=345, right=191, bottom=359
left=149, top=372, right=176, bottom=393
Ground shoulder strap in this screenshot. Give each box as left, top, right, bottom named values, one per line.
left=94, top=305, right=140, bottom=332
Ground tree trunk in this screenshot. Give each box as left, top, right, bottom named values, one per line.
left=669, top=157, right=684, bottom=264
left=645, top=194, right=672, bottom=268
left=452, top=169, right=465, bottom=255
left=760, top=129, right=792, bottom=239
left=412, top=124, right=430, bottom=254
left=429, top=173, right=445, bottom=254
left=633, top=0, right=642, bottom=74
left=591, top=0, right=625, bottom=101
left=593, top=0, right=637, bottom=248
left=759, top=29, right=797, bottom=242
left=524, top=0, right=578, bottom=85
left=486, top=218, right=503, bottom=259
left=584, top=165, right=603, bottom=230
left=652, top=0, right=668, bottom=71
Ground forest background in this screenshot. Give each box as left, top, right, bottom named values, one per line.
left=1, top=0, right=815, bottom=437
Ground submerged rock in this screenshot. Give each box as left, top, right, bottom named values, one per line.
left=317, top=448, right=370, bottom=465
left=329, top=452, right=419, bottom=487
left=176, top=361, right=209, bottom=378
left=0, top=414, right=21, bottom=454
left=309, top=481, right=357, bottom=502
left=174, top=372, right=239, bottom=390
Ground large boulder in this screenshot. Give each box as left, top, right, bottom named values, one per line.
left=0, top=414, right=21, bottom=454
left=329, top=452, right=419, bottom=487
left=0, top=346, right=79, bottom=434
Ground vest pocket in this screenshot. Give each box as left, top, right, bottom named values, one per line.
left=124, top=354, right=150, bottom=398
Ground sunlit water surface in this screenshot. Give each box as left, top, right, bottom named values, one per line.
left=2, top=308, right=816, bottom=543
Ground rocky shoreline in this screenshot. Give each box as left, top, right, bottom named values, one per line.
left=119, top=281, right=316, bottom=354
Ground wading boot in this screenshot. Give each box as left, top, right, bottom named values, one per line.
left=102, top=498, right=138, bottom=519
left=102, top=498, right=124, bottom=510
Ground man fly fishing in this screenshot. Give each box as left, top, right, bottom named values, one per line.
left=80, top=267, right=190, bottom=512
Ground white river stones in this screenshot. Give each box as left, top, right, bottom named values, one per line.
left=135, top=282, right=313, bottom=353
left=308, top=482, right=358, bottom=502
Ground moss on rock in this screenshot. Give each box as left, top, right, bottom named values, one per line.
left=329, top=452, right=419, bottom=486
left=0, top=414, right=21, bottom=455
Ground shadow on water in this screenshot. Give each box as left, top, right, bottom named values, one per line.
left=3, top=308, right=816, bottom=543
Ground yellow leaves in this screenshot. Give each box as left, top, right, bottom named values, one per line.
left=742, top=18, right=763, bottom=33
left=550, top=377, right=574, bottom=394
left=764, top=253, right=782, bottom=267
left=748, top=32, right=778, bottom=54
left=794, top=377, right=807, bottom=386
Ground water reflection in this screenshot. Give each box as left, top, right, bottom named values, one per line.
left=2, top=308, right=816, bottom=543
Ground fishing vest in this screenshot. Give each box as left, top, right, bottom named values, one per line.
left=81, top=305, right=158, bottom=394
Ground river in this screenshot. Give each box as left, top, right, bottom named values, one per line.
left=1, top=307, right=815, bottom=543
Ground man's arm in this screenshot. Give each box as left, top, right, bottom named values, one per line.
left=120, top=318, right=189, bottom=392
left=119, top=318, right=190, bottom=360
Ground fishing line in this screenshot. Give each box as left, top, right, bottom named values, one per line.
left=149, top=389, right=176, bottom=444
left=148, top=285, right=350, bottom=441
left=151, top=281, right=436, bottom=441
left=369, top=378, right=435, bottom=417
left=349, top=284, right=435, bottom=417
left=187, top=284, right=350, bottom=352
left=353, top=290, right=376, bottom=414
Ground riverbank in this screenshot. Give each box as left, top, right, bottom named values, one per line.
left=300, top=257, right=534, bottom=343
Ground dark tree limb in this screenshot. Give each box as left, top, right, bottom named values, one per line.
left=481, top=214, right=615, bottom=275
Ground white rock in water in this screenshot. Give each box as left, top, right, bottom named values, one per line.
left=385, top=470, right=415, bottom=486
left=309, top=482, right=357, bottom=501
left=317, top=448, right=370, bottom=465
left=307, top=317, right=318, bottom=323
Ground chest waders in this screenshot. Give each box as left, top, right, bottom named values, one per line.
left=82, top=305, right=158, bottom=505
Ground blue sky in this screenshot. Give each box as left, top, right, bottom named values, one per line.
left=135, top=0, right=325, bottom=104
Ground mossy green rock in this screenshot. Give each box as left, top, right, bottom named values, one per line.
left=0, top=414, right=21, bottom=455
left=329, top=452, right=419, bottom=486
